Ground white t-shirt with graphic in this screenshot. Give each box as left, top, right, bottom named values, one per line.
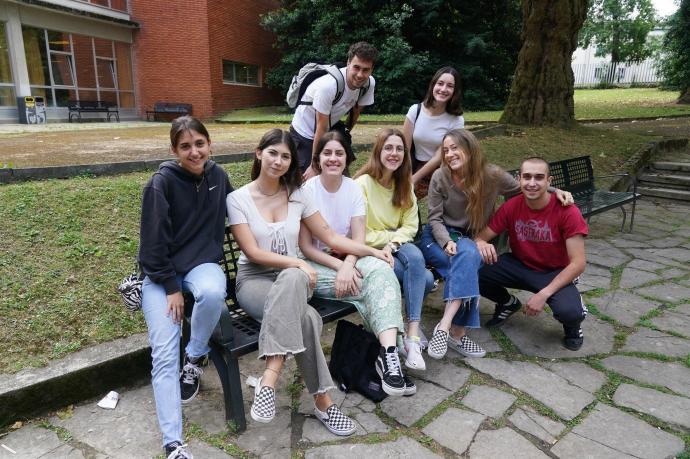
left=302, top=176, right=366, bottom=251
left=406, top=104, right=465, bottom=162
left=292, top=67, right=376, bottom=139
left=227, top=185, right=318, bottom=264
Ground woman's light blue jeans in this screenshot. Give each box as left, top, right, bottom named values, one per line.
left=142, top=262, right=226, bottom=447
left=393, top=242, right=434, bottom=322
left=419, top=225, right=481, bottom=328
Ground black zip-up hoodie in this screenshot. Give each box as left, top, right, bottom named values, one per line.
left=138, top=160, right=233, bottom=294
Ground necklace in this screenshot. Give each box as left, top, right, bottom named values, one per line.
left=256, top=182, right=281, bottom=197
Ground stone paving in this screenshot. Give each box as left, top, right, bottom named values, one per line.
left=1, top=198, right=689, bottom=458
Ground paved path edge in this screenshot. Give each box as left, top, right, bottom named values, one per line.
left=0, top=334, right=151, bottom=427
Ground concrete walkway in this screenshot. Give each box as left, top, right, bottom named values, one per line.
left=1, top=198, right=689, bottom=458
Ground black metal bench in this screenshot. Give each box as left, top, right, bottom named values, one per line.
left=181, top=227, right=356, bottom=432
left=146, top=102, right=192, bottom=121
left=510, top=155, right=640, bottom=232
left=68, top=100, right=120, bottom=122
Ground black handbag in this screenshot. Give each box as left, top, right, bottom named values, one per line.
left=328, top=319, right=387, bottom=402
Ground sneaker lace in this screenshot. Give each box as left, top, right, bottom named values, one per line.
left=181, top=362, right=203, bottom=385
left=385, top=352, right=402, bottom=377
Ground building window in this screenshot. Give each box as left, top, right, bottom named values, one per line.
left=222, top=60, right=260, bottom=86
left=22, top=25, right=134, bottom=108
left=0, top=23, right=16, bottom=107
left=74, top=0, right=128, bottom=13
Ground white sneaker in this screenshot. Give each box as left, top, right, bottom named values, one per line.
left=403, top=336, right=426, bottom=371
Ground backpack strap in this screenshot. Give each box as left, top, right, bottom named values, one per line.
left=414, top=102, right=422, bottom=122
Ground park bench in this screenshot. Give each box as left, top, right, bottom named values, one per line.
left=181, top=226, right=356, bottom=432
left=68, top=100, right=120, bottom=122
left=146, top=102, right=192, bottom=121
left=510, top=155, right=640, bottom=232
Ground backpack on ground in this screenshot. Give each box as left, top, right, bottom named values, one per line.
left=328, top=319, right=388, bottom=403
left=286, top=63, right=371, bottom=109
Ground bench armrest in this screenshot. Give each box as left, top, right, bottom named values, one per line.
left=593, top=172, right=638, bottom=194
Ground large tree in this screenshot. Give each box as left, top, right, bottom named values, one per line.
left=500, top=1, right=589, bottom=126
left=579, top=0, right=656, bottom=85
left=658, top=0, right=690, bottom=104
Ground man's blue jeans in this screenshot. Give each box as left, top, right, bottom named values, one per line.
left=142, top=262, right=226, bottom=446
left=393, top=242, right=434, bottom=322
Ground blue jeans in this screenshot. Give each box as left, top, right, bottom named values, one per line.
left=142, top=262, right=226, bottom=447
left=419, top=225, right=481, bottom=328
left=393, top=242, right=434, bottom=322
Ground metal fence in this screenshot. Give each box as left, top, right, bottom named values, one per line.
left=573, top=59, right=660, bottom=87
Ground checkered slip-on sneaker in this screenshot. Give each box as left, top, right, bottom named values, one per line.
left=314, top=404, right=356, bottom=436
left=427, top=324, right=449, bottom=360
left=250, top=377, right=276, bottom=423
left=447, top=335, right=486, bottom=358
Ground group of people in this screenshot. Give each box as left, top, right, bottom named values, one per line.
left=137, top=42, right=589, bottom=459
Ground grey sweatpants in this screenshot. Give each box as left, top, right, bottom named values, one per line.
left=236, top=263, right=335, bottom=394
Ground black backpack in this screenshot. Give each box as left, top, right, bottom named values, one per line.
left=328, top=319, right=387, bottom=402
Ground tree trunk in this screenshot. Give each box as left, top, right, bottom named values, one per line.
left=678, top=87, right=690, bottom=104
left=500, top=0, right=589, bottom=126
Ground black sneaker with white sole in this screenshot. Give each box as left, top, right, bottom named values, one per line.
left=402, top=375, right=416, bottom=396
left=563, top=325, right=584, bottom=351
left=164, top=441, right=193, bottom=459
left=180, top=354, right=203, bottom=404
left=375, top=346, right=406, bottom=396
left=485, top=296, right=522, bottom=328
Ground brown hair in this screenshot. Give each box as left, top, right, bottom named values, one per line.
left=251, top=129, right=302, bottom=196
left=347, top=41, right=379, bottom=64
left=354, top=128, right=413, bottom=209
left=422, top=66, right=463, bottom=116
left=170, top=115, right=210, bottom=149
left=311, top=130, right=354, bottom=175
left=520, top=157, right=551, bottom=176
left=441, top=129, right=498, bottom=233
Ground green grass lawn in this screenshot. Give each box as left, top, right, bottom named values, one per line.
left=217, top=88, right=690, bottom=124
left=0, top=124, right=659, bottom=373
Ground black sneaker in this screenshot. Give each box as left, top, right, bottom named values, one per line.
left=485, top=296, right=522, bottom=328
left=375, top=346, right=406, bottom=396
left=563, top=325, right=584, bottom=351
left=180, top=354, right=203, bottom=404
left=164, top=441, right=193, bottom=459
left=402, top=374, right=416, bottom=396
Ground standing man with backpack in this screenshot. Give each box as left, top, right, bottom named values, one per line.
left=288, top=42, right=378, bottom=178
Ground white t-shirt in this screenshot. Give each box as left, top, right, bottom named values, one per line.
left=302, top=176, right=366, bottom=251
left=227, top=185, right=318, bottom=264
left=292, top=67, right=376, bottom=139
left=406, top=104, right=465, bottom=162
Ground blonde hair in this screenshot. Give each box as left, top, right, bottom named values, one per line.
left=441, top=129, right=499, bottom=233
left=354, top=128, right=413, bottom=209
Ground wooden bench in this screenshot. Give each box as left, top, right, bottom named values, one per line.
left=146, top=102, right=192, bottom=121
left=181, top=227, right=356, bottom=432
left=68, top=100, right=119, bottom=122
left=510, top=155, right=640, bottom=232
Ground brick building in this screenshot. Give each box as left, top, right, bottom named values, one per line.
left=0, top=0, right=281, bottom=123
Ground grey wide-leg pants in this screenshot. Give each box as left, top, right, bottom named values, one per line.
left=236, top=263, right=335, bottom=394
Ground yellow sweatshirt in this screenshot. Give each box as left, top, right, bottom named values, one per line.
left=355, top=174, right=419, bottom=249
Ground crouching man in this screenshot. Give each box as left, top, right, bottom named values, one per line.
left=474, top=157, right=588, bottom=350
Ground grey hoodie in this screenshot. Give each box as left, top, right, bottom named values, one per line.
left=138, top=160, right=233, bottom=294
